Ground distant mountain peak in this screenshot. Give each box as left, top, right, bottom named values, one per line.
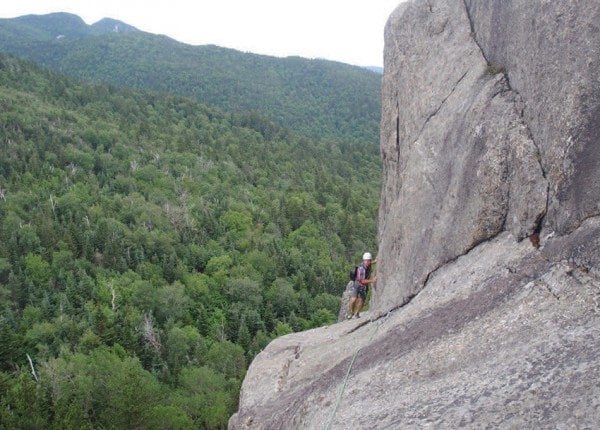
left=91, top=18, right=139, bottom=34
left=18, top=11, right=85, bottom=23
left=0, top=13, right=140, bottom=40
left=9, top=12, right=89, bottom=38
left=0, top=12, right=380, bottom=143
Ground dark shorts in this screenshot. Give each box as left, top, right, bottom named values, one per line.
left=351, top=282, right=368, bottom=300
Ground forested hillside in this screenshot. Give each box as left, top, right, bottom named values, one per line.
left=0, top=54, right=380, bottom=428
left=0, top=12, right=138, bottom=42
left=0, top=12, right=381, bottom=143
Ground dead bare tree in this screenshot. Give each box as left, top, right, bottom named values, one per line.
left=107, top=282, right=117, bottom=311
left=142, top=313, right=161, bottom=352
left=26, top=354, right=38, bottom=382
left=49, top=194, right=57, bottom=218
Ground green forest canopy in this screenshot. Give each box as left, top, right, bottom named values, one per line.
left=0, top=54, right=380, bottom=428
left=0, top=12, right=382, bottom=144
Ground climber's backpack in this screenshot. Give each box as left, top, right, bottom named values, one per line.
left=349, top=266, right=359, bottom=281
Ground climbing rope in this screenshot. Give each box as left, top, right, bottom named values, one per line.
left=324, top=312, right=390, bottom=430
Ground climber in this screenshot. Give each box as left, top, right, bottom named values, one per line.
left=347, top=252, right=377, bottom=319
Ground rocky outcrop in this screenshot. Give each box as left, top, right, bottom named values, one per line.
left=336, top=281, right=355, bottom=322
left=231, top=227, right=599, bottom=429
left=230, top=1, right=599, bottom=428
left=463, top=0, right=600, bottom=235
left=376, top=0, right=551, bottom=311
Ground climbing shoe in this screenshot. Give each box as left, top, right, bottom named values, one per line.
left=355, top=313, right=361, bottom=318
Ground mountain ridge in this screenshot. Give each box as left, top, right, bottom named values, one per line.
left=0, top=12, right=381, bottom=143
left=0, top=12, right=139, bottom=40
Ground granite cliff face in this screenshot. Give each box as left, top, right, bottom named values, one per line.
left=229, top=1, right=600, bottom=428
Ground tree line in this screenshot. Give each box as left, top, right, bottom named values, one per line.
left=0, top=13, right=382, bottom=144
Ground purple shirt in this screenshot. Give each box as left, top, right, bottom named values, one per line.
left=356, top=263, right=368, bottom=286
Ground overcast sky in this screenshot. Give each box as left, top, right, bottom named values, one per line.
left=0, top=0, right=403, bottom=67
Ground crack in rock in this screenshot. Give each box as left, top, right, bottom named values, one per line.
left=276, top=344, right=302, bottom=392
left=411, top=69, right=469, bottom=147
left=463, top=0, right=550, bottom=235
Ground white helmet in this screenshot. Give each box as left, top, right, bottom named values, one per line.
left=362, top=252, right=372, bottom=261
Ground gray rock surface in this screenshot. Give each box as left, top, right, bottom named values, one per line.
left=464, top=0, right=600, bottom=235
left=377, top=0, right=550, bottom=311
left=229, top=1, right=600, bottom=428
left=337, top=281, right=354, bottom=322
left=231, top=227, right=600, bottom=429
